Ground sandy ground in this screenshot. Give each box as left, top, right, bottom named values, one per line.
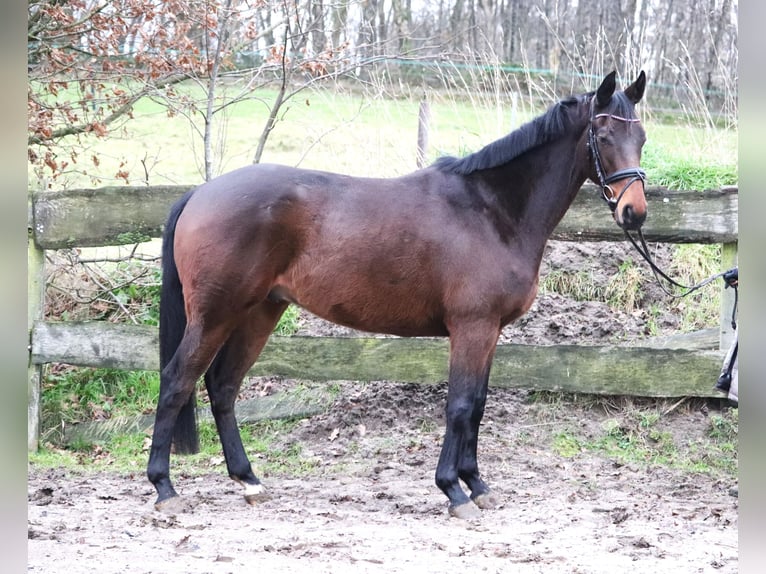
left=28, top=381, right=737, bottom=574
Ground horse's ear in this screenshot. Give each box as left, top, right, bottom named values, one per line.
left=596, top=71, right=617, bottom=107
left=624, top=70, right=647, bottom=104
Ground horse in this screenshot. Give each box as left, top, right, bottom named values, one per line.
left=147, top=70, right=648, bottom=519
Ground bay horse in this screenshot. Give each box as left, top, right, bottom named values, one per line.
left=147, top=70, right=647, bottom=519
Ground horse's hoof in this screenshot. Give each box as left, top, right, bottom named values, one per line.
left=154, top=495, right=193, bottom=514
left=448, top=501, right=481, bottom=520
left=243, top=482, right=270, bottom=505
left=472, top=491, right=500, bottom=510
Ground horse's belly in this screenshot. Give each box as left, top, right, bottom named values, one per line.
left=270, top=274, right=448, bottom=337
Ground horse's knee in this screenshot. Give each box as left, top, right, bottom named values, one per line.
left=445, top=396, right=473, bottom=424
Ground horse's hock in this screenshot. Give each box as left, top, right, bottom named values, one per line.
left=27, top=184, right=738, bottom=451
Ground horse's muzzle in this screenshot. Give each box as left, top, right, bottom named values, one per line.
left=604, top=168, right=647, bottom=231
left=617, top=202, right=647, bottom=230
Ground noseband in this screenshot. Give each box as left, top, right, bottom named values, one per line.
left=587, top=109, right=646, bottom=213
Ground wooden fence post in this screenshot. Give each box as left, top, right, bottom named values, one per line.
left=28, top=204, right=45, bottom=451
left=416, top=94, right=430, bottom=168
left=719, top=241, right=738, bottom=350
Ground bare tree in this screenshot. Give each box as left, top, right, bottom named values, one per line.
left=28, top=0, right=219, bottom=186
left=28, top=0, right=738, bottom=188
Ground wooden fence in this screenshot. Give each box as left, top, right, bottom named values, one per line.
left=27, top=184, right=738, bottom=450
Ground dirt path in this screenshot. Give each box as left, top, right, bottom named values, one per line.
left=29, top=383, right=737, bottom=574
left=27, top=461, right=737, bottom=574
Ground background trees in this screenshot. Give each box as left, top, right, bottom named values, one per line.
left=28, top=0, right=738, bottom=185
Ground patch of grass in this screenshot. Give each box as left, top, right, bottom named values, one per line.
left=643, top=304, right=664, bottom=337
left=112, top=263, right=162, bottom=326
left=30, top=416, right=320, bottom=478
left=552, top=431, right=582, bottom=458
left=708, top=410, right=738, bottom=442
left=172, top=419, right=319, bottom=478
left=642, top=142, right=737, bottom=190
left=540, top=269, right=604, bottom=301
left=274, top=304, right=300, bottom=336
left=544, top=398, right=736, bottom=477
left=416, top=416, right=438, bottom=434
left=641, top=124, right=737, bottom=190
left=590, top=416, right=679, bottom=467
left=28, top=445, right=82, bottom=469
left=539, top=259, right=646, bottom=313
left=30, top=433, right=148, bottom=474
left=667, top=244, right=723, bottom=332
left=41, top=367, right=160, bottom=444
left=527, top=393, right=737, bottom=478
left=605, top=259, right=646, bottom=312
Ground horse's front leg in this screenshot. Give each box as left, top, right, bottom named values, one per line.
left=435, top=321, right=500, bottom=519
left=457, top=379, right=500, bottom=509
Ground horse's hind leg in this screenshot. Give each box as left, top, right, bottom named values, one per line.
left=148, top=321, right=232, bottom=509
left=204, top=300, right=289, bottom=505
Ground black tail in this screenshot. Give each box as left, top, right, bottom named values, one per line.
left=159, top=189, right=199, bottom=454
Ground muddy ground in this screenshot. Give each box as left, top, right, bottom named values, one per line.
left=28, top=241, right=738, bottom=573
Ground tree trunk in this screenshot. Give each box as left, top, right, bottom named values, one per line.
left=705, top=0, right=733, bottom=94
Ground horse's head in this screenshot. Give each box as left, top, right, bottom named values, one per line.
left=586, top=71, right=648, bottom=230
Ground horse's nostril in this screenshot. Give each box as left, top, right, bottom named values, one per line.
left=622, top=204, right=646, bottom=229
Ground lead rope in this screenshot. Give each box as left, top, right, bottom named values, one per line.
left=624, top=228, right=738, bottom=327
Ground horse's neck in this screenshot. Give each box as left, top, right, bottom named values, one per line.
left=478, top=132, right=589, bottom=249
left=527, top=137, right=589, bottom=238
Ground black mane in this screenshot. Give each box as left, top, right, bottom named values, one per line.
left=432, top=91, right=637, bottom=175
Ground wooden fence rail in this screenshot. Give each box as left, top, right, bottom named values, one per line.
left=27, top=184, right=739, bottom=450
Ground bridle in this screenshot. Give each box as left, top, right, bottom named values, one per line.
left=587, top=99, right=736, bottom=302
left=587, top=105, right=646, bottom=213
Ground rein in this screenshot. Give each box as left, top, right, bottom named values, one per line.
left=625, top=228, right=731, bottom=294
left=587, top=103, right=738, bottom=320
left=626, top=227, right=739, bottom=327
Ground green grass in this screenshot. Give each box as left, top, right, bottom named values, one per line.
left=542, top=394, right=738, bottom=478
left=540, top=269, right=606, bottom=303
left=668, top=244, right=725, bottom=332
left=605, top=259, right=646, bottom=311
left=41, top=367, right=160, bottom=444
left=540, top=258, right=648, bottom=314
left=274, top=304, right=300, bottom=336
left=29, top=79, right=737, bottom=191
left=29, top=417, right=317, bottom=478
left=641, top=140, right=737, bottom=190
